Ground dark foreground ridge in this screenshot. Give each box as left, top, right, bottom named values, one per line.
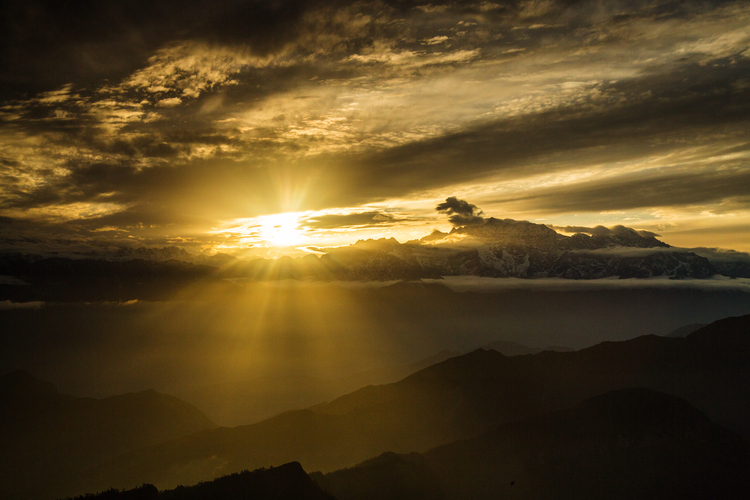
left=315, top=388, right=750, bottom=500
left=65, top=462, right=334, bottom=500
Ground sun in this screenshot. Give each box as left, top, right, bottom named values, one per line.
left=259, top=212, right=305, bottom=247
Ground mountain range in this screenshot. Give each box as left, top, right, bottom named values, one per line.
left=2, top=218, right=749, bottom=303
left=0, top=371, right=215, bottom=500
left=68, top=462, right=334, bottom=500
left=15, top=314, right=743, bottom=499
left=60, top=386, right=750, bottom=500
left=177, top=346, right=569, bottom=427
left=314, top=388, right=749, bottom=500
left=232, top=218, right=721, bottom=280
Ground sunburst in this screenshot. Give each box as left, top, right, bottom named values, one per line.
left=258, top=212, right=305, bottom=247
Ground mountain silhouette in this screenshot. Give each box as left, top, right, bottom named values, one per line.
left=65, top=462, right=333, bottom=500
left=56, top=314, right=750, bottom=498
left=664, top=322, right=706, bottom=337
left=0, top=372, right=215, bottom=500
left=482, top=339, right=574, bottom=356
left=177, top=349, right=462, bottom=427
left=316, top=388, right=750, bottom=500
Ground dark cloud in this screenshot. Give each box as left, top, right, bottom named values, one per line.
left=498, top=167, right=750, bottom=214
left=302, top=211, right=399, bottom=229
left=1, top=0, right=725, bottom=97
left=436, top=197, right=485, bottom=226
left=339, top=62, right=750, bottom=202
left=0, top=0, right=318, bottom=98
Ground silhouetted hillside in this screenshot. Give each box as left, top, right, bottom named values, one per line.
left=482, top=340, right=574, bottom=356
left=0, top=372, right=215, bottom=500
left=664, top=322, right=705, bottom=337
left=317, top=389, right=750, bottom=500
left=178, top=350, right=462, bottom=427
left=67, top=463, right=333, bottom=500
left=0, top=255, right=220, bottom=302
left=63, top=314, right=750, bottom=497
left=334, top=349, right=462, bottom=396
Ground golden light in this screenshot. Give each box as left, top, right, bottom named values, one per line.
left=258, top=212, right=305, bottom=247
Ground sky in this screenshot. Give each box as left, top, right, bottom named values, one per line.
left=1, top=0, right=749, bottom=257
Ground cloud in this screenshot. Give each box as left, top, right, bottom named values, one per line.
left=3, top=0, right=750, bottom=255
left=436, top=197, right=485, bottom=226
left=0, top=276, right=29, bottom=285
left=120, top=42, right=263, bottom=102
left=497, top=165, right=750, bottom=214
left=553, top=225, right=660, bottom=238
left=302, top=211, right=399, bottom=229
left=688, top=247, right=750, bottom=263
left=0, top=300, right=44, bottom=310
left=422, top=275, right=750, bottom=293
left=0, top=0, right=315, bottom=99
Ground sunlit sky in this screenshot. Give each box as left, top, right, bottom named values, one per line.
left=1, top=0, right=749, bottom=257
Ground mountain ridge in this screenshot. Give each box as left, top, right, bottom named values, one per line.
left=317, top=388, right=750, bottom=500
left=0, top=372, right=216, bottom=500
left=4, top=218, right=749, bottom=297
left=52, top=314, right=750, bottom=498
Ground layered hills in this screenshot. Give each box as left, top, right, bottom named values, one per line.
left=46, top=314, right=750, bottom=498
left=56, top=390, right=750, bottom=500
left=0, top=372, right=215, bottom=500
left=316, top=389, right=750, bottom=500
left=67, top=462, right=333, bottom=500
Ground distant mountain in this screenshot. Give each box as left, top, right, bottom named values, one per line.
left=65, top=462, right=333, bottom=500
left=0, top=255, right=220, bottom=301
left=113, top=246, right=196, bottom=263
left=63, top=315, right=750, bottom=498
left=0, top=372, right=215, bottom=500
left=223, top=218, right=721, bottom=281
left=482, top=340, right=573, bottom=356
left=335, top=349, right=462, bottom=396
left=310, top=218, right=715, bottom=280
left=4, top=218, right=749, bottom=293
left=316, top=389, right=750, bottom=500
left=1, top=218, right=745, bottom=302
left=665, top=323, right=706, bottom=337
left=112, top=247, right=239, bottom=268
left=453, top=218, right=669, bottom=249
left=175, top=350, right=462, bottom=429
left=711, top=260, right=750, bottom=278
